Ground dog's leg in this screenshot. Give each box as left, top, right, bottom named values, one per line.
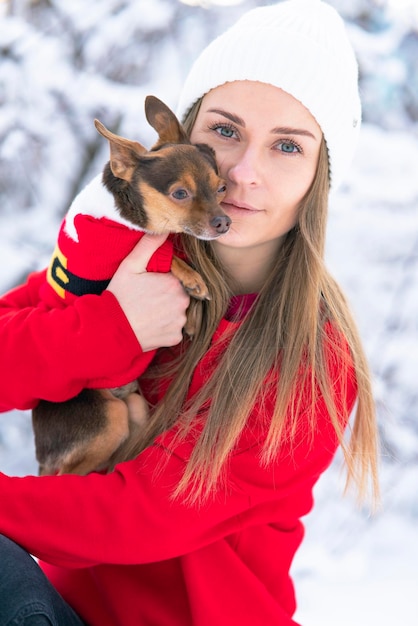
left=171, top=256, right=210, bottom=300
left=183, top=299, right=204, bottom=339
left=33, top=389, right=131, bottom=475
left=57, top=390, right=133, bottom=475
left=170, top=256, right=208, bottom=337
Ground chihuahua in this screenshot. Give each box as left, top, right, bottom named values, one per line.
left=32, top=95, right=230, bottom=476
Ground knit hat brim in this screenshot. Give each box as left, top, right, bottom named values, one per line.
left=177, top=0, right=361, bottom=190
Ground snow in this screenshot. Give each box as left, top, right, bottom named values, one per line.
left=1, top=1, right=417, bottom=624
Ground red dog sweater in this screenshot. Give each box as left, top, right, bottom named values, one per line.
left=40, top=174, right=173, bottom=309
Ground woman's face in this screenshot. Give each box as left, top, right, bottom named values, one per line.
left=189, top=81, right=322, bottom=254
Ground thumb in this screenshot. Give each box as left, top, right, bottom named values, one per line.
left=123, top=233, right=169, bottom=274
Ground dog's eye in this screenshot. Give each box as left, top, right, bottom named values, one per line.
left=172, top=189, right=189, bottom=200
left=217, top=185, right=227, bottom=194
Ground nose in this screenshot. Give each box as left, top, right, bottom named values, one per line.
left=210, top=215, right=231, bottom=234
left=226, top=147, right=261, bottom=186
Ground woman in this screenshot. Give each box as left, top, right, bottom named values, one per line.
left=0, top=2, right=378, bottom=625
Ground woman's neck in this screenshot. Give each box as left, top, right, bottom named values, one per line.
left=212, top=237, right=284, bottom=294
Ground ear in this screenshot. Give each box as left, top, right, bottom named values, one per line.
left=145, top=95, right=190, bottom=148
left=196, top=143, right=218, bottom=173
left=94, top=119, right=147, bottom=182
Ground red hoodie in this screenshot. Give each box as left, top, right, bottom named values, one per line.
left=0, top=270, right=357, bottom=626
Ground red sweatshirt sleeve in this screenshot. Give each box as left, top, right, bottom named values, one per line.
left=0, top=432, right=329, bottom=569
left=0, top=356, right=357, bottom=570
left=0, top=270, right=151, bottom=411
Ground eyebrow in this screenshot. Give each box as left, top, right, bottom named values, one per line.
left=207, top=108, right=318, bottom=141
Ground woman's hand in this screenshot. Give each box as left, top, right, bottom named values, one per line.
left=107, top=234, right=190, bottom=352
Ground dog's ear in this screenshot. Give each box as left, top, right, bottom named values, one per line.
left=195, top=143, right=219, bottom=174
left=145, top=95, right=190, bottom=148
left=94, top=119, right=147, bottom=182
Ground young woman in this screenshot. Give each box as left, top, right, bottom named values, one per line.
left=0, top=2, right=378, bottom=625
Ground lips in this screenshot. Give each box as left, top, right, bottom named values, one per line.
left=221, top=198, right=260, bottom=212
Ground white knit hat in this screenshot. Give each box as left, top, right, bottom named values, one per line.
left=177, top=0, right=361, bottom=191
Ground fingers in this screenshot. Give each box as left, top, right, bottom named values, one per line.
left=119, top=233, right=169, bottom=274
left=106, top=234, right=191, bottom=351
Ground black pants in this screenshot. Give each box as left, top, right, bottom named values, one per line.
left=0, top=535, right=86, bottom=626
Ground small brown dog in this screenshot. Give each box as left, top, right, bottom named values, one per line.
left=32, top=95, right=230, bottom=476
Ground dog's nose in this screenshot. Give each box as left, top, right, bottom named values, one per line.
left=210, top=215, right=231, bottom=234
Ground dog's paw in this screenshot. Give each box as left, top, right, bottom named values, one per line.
left=183, top=276, right=210, bottom=300
left=171, top=256, right=210, bottom=300
left=182, top=275, right=211, bottom=300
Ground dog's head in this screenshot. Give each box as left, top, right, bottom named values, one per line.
left=94, top=96, right=230, bottom=240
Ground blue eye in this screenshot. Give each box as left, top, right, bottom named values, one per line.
left=210, top=123, right=237, bottom=139
left=172, top=189, right=189, bottom=200
left=218, top=126, right=234, bottom=138
left=278, top=140, right=301, bottom=154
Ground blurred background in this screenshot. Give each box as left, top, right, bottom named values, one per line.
left=0, top=0, right=417, bottom=623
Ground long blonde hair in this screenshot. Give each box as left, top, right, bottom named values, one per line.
left=116, top=99, right=379, bottom=506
